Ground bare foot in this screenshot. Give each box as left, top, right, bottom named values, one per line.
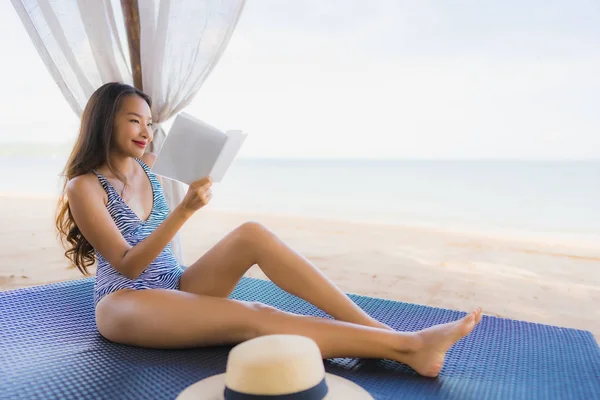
left=397, top=308, right=483, bottom=377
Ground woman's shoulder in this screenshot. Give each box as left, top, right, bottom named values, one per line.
left=66, top=172, right=105, bottom=199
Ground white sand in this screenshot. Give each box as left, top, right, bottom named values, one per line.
left=1, top=195, right=598, bottom=342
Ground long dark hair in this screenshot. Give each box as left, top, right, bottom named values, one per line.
left=55, top=82, right=152, bottom=275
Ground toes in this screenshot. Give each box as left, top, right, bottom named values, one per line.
left=464, top=312, right=475, bottom=325
left=468, top=308, right=483, bottom=325
left=475, top=309, right=483, bottom=324
left=467, top=314, right=476, bottom=328
left=457, top=314, right=475, bottom=337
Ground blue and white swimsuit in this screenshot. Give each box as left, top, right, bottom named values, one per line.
left=92, top=158, right=184, bottom=306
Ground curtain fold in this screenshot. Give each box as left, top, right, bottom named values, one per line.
left=10, top=0, right=245, bottom=265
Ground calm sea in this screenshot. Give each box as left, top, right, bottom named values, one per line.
left=2, top=155, right=599, bottom=238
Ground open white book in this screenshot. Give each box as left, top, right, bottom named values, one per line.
left=151, top=112, right=247, bottom=184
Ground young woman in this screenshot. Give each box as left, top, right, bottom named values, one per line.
left=57, top=82, right=482, bottom=378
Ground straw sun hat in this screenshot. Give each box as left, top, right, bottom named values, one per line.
left=177, top=334, right=373, bottom=400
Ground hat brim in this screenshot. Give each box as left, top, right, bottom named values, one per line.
left=176, top=372, right=373, bottom=400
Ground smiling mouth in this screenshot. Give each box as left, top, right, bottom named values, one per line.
left=133, top=140, right=146, bottom=148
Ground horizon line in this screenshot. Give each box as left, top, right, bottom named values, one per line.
left=0, top=141, right=597, bottom=162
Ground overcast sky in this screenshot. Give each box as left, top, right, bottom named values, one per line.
left=1, top=0, right=599, bottom=159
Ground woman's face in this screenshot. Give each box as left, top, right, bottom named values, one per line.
left=112, top=95, right=153, bottom=158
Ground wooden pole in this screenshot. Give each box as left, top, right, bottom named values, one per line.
left=120, top=0, right=143, bottom=90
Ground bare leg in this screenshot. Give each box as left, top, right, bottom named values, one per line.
left=181, top=222, right=389, bottom=329
left=96, top=288, right=483, bottom=377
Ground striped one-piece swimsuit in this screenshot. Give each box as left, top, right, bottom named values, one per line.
left=92, top=158, right=185, bottom=306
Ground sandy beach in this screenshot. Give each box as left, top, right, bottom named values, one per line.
left=1, top=194, right=598, bottom=342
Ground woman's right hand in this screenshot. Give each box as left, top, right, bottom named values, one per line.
left=180, top=176, right=213, bottom=214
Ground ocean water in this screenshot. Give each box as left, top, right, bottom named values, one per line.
left=2, top=155, right=599, bottom=238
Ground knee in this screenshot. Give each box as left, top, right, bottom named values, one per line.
left=234, top=221, right=270, bottom=245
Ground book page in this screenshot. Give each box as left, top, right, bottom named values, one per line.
left=210, top=130, right=248, bottom=182
left=151, top=113, right=227, bottom=185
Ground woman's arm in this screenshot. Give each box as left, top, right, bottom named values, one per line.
left=67, top=173, right=210, bottom=279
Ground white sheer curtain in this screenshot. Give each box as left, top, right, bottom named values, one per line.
left=138, top=0, right=245, bottom=263
left=10, top=0, right=245, bottom=264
